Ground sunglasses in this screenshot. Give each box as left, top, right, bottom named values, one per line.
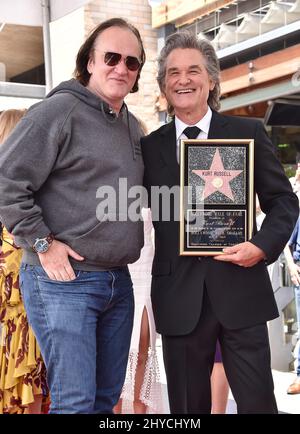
left=100, top=51, right=141, bottom=72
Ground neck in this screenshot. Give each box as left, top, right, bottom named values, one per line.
left=174, top=105, right=208, bottom=125
left=86, top=83, right=122, bottom=114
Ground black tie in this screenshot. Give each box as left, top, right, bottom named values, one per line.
left=183, top=126, right=200, bottom=139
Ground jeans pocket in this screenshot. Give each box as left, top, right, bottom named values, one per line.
left=32, top=266, right=82, bottom=283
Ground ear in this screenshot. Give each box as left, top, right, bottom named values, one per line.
left=87, top=57, right=94, bottom=74
left=209, top=79, right=215, bottom=91
left=209, top=80, right=215, bottom=91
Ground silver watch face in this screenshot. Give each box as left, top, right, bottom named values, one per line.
left=34, top=239, right=50, bottom=253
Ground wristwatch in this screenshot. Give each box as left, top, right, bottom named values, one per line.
left=32, top=233, right=54, bottom=253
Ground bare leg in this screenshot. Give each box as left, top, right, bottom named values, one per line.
left=133, top=306, right=150, bottom=414
left=113, top=398, right=122, bottom=414
left=211, top=363, right=229, bottom=414
left=28, top=395, right=43, bottom=414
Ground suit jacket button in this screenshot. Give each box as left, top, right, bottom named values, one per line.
left=198, top=257, right=202, bottom=261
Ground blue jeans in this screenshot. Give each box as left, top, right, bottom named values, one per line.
left=294, top=284, right=300, bottom=376
left=20, top=264, right=134, bottom=414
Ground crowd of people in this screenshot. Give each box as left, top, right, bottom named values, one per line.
left=0, top=17, right=299, bottom=414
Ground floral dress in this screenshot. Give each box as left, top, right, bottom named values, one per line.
left=0, top=226, right=49, bottom=413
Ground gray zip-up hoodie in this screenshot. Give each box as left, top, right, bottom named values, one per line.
left=0, top=79, right=144, bottom=270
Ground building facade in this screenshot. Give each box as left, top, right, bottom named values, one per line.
left=152, top=0, right=300, bottom=172
left=0, top=0, right=161, bottom=132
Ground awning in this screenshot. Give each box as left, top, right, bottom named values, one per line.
left=220, top=79, right=300, bottom=113
left=264, top=97, right=300, bottom=127
left=212, top=1, right=300, bottom=50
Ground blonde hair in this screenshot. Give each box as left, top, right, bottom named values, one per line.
left=0, top=109, right=27, bottom=144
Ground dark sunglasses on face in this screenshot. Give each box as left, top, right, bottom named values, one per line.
left=102, top=51, right=141, bottom=71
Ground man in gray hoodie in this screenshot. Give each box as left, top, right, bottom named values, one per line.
left=0, top=18, right=145, bottom=414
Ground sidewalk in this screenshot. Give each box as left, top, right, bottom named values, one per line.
left=273, top=370, right=300, bottom=414
left=157, top=339, right=300, bottom=414
left=227, top=370, right=300, bottom=414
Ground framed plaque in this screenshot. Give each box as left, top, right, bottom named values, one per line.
left=180, top=139, right=254, bottom=255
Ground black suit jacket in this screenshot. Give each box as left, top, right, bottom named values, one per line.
left=141, top=111, right=299, bottom=335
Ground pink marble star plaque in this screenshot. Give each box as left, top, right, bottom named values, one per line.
left=192, top=148, right=243, bottom=201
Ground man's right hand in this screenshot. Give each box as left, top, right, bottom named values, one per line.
left=288, top=262, right=300, bottom=286
left=38, top=239, right=84, bottom=281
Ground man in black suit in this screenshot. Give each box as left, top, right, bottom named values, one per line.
left=141, top=32, right=299, bottom=414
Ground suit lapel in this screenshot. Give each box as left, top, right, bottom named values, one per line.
left=208, top=111, right=230, bottom=139
left=159, top=120, right=180, bottom=185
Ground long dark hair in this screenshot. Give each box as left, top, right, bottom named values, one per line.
left=74, top=18, right=146, bottom=93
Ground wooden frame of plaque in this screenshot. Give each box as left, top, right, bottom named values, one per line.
left=179, top=139, right=254, bottom=256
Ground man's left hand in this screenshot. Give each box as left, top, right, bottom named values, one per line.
left=214, top=241, right=266, bottom=267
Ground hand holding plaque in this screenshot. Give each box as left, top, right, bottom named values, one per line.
left=179, top=139, right=254, bottom=255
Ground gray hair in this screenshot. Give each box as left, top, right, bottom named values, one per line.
left=157, top=31, right=220, bottom=112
